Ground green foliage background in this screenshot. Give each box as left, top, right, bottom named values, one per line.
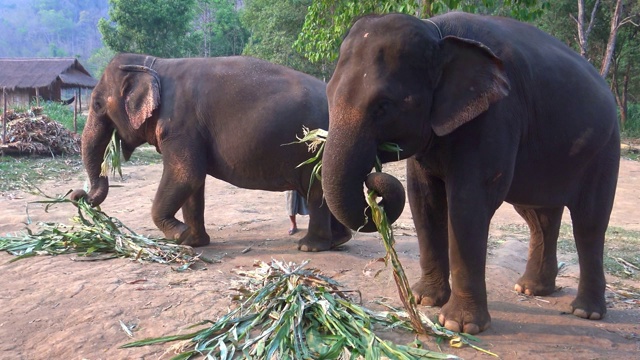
left=241, top=0, right=331, bottom=80
left=295, top=0, right=550, bottom=64
left=2, top=0, right=637, bottom=137
left=98, top=0, right=197, bottom=58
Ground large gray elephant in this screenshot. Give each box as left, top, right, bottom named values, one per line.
left=71, top=53, right=351, bottom=251
left=322, top=12, right=620, bottom=334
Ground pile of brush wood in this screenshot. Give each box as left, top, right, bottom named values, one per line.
left=1, top=109, right=80, bottom=155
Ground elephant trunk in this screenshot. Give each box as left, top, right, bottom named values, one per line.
left=322, top=126, right=406, bottom=233
left=70, top=110, right=111, bottom=206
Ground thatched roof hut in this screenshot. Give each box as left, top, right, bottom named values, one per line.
left=0, top=58, right=97, bottom=106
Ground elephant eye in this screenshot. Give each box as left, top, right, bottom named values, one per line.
left=93, top=99, right=102, bottom=110
left=373, top=100, right=393, bottom=118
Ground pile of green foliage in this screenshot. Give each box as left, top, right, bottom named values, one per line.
left=0, top=192, right=206, bottom=269
left=123, top=259, right=492, bottom=359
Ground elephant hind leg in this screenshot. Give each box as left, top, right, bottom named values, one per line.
left=179, top=182, right=211, bottom=247
left=565, top=144, right=618, bottom=320
left=297, top=205, right=333, bottom=252
left=513, top=205, right=563, bottom=296
left=298, top=214, right=352, bottom=252
left=330, top=215, right=352, bottom=247
left=152, top=153, right=210, bottom=247
left=297, top=182, right=352, bottom=252
left=566, top=160, right=618, bottom=320
left=567, top=205, right=610, bottom=320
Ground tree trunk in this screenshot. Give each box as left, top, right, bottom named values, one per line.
left=2, top=87, right=6, bottom=144
left=574, top=0, right=600, bottom=58
left=416, top=0, right=432, bottom=18
left=612, top=58, right=631, bottom=129
left=600, top=0, right=624, bottom=77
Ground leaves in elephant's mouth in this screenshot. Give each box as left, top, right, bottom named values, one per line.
left=291, top=126, right=403, bottom=196
left=101, top=129, right=123, bottom=178
left=122, top=259, right=469, bottom=359
left=0, top=189, right=211, bottom=267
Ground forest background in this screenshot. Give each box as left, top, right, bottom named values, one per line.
left=0, top=0, right=638, bottom=135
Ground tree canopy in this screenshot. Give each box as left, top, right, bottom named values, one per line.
left=192, top=0, right=248, bottom=57
left=294, top=0, right=550, bottom=63
left=241, top=0, right=330, bottom=80
left=2, top=0, right=638, bottom=133
left=98, top=0, right=197, bottom=58
left=536, top=0, right=640, bottom=131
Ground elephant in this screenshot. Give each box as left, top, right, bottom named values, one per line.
left=71, top=53, right=351, bottom=251
left=322, top=12, right=620, bottom=334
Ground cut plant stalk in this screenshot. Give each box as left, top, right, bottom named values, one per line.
left=101, top=129, right=123, bottom=178
left=0, top=189, right=208, bottom=266
left=365, top=189, right=425, bottom=334
left=123, top=259, right=462, bottom=360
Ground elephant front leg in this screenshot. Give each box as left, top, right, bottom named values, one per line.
left=407, top=160, right=451, bottom=306
left=439, top=198, right=493, bottom=335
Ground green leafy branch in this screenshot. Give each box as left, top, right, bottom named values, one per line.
left=123, top=259, right=466, bottom=359
left=101, top=129, right=123, bottom=179
left=295, top=0, right=550, bottom=64
left=0, top=190, right=208, bottom=268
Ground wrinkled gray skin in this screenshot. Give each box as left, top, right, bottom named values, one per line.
left=323, top=13, right=620, bottom=334
left=71, top=53, right=356, bottom=252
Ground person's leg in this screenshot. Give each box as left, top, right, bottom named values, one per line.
left=289, top=215, right=298, bottom=235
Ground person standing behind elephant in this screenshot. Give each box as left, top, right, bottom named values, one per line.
left=285, top=190, right=308, bottom=235
left=70, top=53, right=352, bottom=252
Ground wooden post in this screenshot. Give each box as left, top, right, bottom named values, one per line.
left=73, top=88, right=78, bottom=133
left=2, top=87, right=7, bottom=144
left=35, top=87, right=40, bottom=107
left=78, top=87, right=82, bottom=113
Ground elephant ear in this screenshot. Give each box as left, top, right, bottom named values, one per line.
left=430, top=36, right=510, bottom=136
left=119, top=65, right=161, bottom=130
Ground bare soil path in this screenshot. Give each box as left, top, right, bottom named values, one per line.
left=1, top=158, right=639, bottom=359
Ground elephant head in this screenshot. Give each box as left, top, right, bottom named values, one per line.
left=71, top=54, right=161, bottom=206
left=322, top=14, right=510, bottom=231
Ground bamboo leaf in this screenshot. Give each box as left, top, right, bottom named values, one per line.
left=1, top=195, right=202, bottom=266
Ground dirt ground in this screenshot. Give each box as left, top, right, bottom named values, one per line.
left=1, top=158, right=639, bottom=360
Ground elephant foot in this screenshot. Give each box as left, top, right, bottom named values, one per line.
left=165, top=224, right=210, bottom=247
left=297, top=228, right=352, bottom=252
left=298, top=234, right=333, bottom=252
left=331, top=233, right=352, bottom=248
left=570, top=293, right=606, bottom=320
left=438, top=295, right=491, bottom=335
left=330, top=220, right=352, bottom=248
left=178, top=231, right=211, bottom=247
left=331, top=227, right=352, bottom=248
left=411, top=277, right=451, bottom=307
left=514, top=273, right=557, bottom=296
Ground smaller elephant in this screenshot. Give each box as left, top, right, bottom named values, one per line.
left=71, top=53, right=351, bottom=251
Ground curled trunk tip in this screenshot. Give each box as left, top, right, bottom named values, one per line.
left=364, top=172, right=406, bottom=228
